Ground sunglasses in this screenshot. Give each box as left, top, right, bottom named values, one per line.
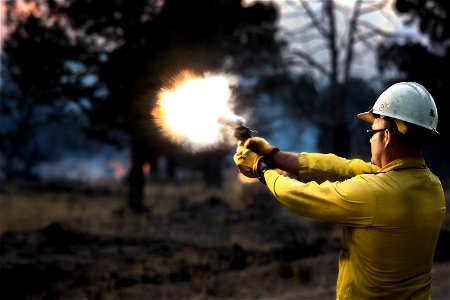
left=366, top=127, right=388, bottom=138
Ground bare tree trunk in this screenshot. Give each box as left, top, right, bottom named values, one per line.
left=344, top=0, right=362, bottom=83
left=127, top=140, right=146, bottom=212
left=293, top=0, right=391, bottom=156
left=324, top=0, right=350, bottom=157
left=200, top=150, right=227, bottom=187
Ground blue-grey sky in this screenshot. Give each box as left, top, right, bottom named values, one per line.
left=246, top=0, right=423, bottom=79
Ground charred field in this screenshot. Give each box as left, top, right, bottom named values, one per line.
left=1, top=175, right=449, bottom=300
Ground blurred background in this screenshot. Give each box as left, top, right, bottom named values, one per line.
left=1, top=0, right=449, bottom=299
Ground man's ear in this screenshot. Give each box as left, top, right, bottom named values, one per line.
left=384, top=129, right=392, bottom=147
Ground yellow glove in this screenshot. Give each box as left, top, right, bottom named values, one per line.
left=233, top=145, right=261, bottom=178
left=244, top=137, right=279, bottom=157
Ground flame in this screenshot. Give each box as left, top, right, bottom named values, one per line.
left=110, top=160, right=127, bottom=178
left=152, top=71, right=242, bottom=150
left=12, top=0, right=40, bottom=19
left=143, top=162, right=151, bottom=175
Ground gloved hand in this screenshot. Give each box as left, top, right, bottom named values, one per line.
left=244, top=137, right=279, bottom=157
left=233, top=145, right=261, bottom=178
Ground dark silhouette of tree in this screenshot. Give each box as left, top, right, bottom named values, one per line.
left=377, top=0, right=450, bottom=178
left=1, top=0, right=283, bottom=211
left=1, top=7, right=94, bottom=179
left=276, top=0, right=400, bottom=156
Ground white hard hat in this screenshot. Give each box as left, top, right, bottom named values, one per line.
left=357, top=82, right=439, bottom=135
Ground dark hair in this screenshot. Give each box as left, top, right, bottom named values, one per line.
left=384, top=117, right=432, bottom=150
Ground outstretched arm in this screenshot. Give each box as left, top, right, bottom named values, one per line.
left=268, top=151, right=378, bottom=183
left=244, top=137, right=378, bottom=183
left=269, top=151, right=299, bottom=176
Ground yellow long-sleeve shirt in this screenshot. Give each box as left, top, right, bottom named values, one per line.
left=264, top=153, right=446, bottom=300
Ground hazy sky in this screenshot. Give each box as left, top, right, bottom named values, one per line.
left=247, top=0, right=422, bottom=79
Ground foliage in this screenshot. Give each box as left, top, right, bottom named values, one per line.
left=395, top=0, right=450, bottom=48
left=0, top=7, right=95, bottom=178
left=377, top=0, right=450, bottom=178
left=0, top=0, right=284, bottom=210
left=43, top=0, right=284, bottom=147
left=272, top=0, right=395, bottom=156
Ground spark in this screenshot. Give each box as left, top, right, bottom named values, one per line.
left=152, top=71, right=244, bottom=151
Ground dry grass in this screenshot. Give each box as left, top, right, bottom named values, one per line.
left=0, top=169, right=247, bottom=236
left=0, top=183, right=123, bottom=235
left=1, top=174, right=449, bottom=300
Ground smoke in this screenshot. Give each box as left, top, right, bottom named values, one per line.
left=34, top=147, right=130, bottom=182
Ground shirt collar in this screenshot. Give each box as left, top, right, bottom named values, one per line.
left=378, top=156, right=427, bottom=173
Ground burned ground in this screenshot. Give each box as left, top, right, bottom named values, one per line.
left=1, top=178, right=449, bottom=299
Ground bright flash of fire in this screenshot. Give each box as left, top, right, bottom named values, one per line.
left=152, top=71, right=243, bottom=150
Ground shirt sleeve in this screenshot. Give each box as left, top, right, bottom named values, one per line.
left=298, top=153, right=379, bottom=183
left=265, top=169, right=376, bottom=226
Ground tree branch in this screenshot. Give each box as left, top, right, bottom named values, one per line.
left=358, top=20, right=398, bottom=38
left=282, top=20, right=316, bottom=37
left=288, top=49, right=330, bottom=76
left=344, top=0, right=362, bottom=83
left=360, top=0, right=390, bottom=15
left=299, top=0, right=329, bottom=39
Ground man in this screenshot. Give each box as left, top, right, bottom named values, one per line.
left=234, top=82, right=446, bottom=299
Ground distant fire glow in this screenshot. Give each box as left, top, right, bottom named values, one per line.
left=152, top=71, right=244, bottom=150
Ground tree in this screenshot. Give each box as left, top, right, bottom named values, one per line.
left=276, top=0, right=400, bottom=156
left=1, top=0, right=284, bottom=211
left=73, top=0, right=283, bottom=211
left=0, top=5, right=94, bottom=179
left=377, top=0, right=450, bottom=178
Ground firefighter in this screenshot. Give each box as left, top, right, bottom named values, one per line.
left=234, top=82, right=446, bottom=299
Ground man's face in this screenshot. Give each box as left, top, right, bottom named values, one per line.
left=369, top=118, right=388, bottom=167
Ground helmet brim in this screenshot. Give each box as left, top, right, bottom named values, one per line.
left=357, top=109, right=440, bottom=136
left=357, top=110, right=376, bottom=124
